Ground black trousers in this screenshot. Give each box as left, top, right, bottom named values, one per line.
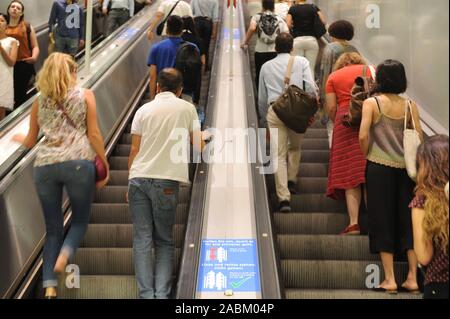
left=13, top=61, right=35, bottom=108
left=254, top=51, right=277, bottom=92
left=424, top=283, right=449, bottom=299
left=194, top=17, right=213, bottom=67
left=366, top=161, right=415, bottom=254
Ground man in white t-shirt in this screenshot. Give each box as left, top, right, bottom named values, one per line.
left=128, top=68, right=204, bottom=299
left=147, top=0, right=193, bottom=40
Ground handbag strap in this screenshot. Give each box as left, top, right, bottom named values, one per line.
left=284, top=55, right=295, bottom=87
left=404, top=100, right=417, bottom=131
left=161, top=1, right=181, bottom=26
left=57, top=102, right=77, bottom=130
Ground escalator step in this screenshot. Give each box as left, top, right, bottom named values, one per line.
left=301, top=138, right=330, bottom=150
left=72, top=247, right=181, bottom=275
left=301, top=150, right=330, bottom=163
left=297, top=177, right=327, bottom=193
left=108, top=170, right=129, bottom=186
left=282, top=260, right=410, bottom=289
left=290, top=194, right=346, bottom=213
left=304, top=128, right=328, bottom=139
left=59, top=275, right=138, bottom=299
left=113, top=144, right=131, bottom=157
left=109, top=156, right=129, bottom=170
left=120, top=134, right=132, bottom=144
left=277, top=235, right=377, bottom=261
left=90, top=203, right=189, bottom=224
left=310, top=121, right=326, bottom=129
left=81, top=224, right=186, bottom=248
left=273, top=213, right=348, bottom=235
left=298, top=163, right=329, bottom=178
left=285, top=289, right=421, bottom=299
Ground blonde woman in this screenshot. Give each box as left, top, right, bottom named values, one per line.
left=13, top=53, right=109, bottom=299
left=411, top=135, right=449, bottom=299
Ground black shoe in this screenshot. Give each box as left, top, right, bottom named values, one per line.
left=279, top=201, right=291, bottom=213
left=288, top=181, right=297, bottom=194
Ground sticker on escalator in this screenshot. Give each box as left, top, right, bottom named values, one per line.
left=197, top=239, right=260, bottom=293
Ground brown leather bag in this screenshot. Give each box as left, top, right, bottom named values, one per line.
left=272, top=56, right=318, bottom=134
left=343, top=65, right=376, bottom=128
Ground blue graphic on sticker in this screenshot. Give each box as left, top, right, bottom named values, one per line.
left=197, top=239, right=260, bottom=293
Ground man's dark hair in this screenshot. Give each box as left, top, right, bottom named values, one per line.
left=0, top=12, right=9, bottom=24
left=373, top=59, right=408, bottom=94
left=328, top=20, right=354, bottom=41
left=158, top=68, right=183, bottom=93
left=262, top=0, right=275, bottom=12
left=275, top=32, right=293, bottom=54
left=166, top=15, right=183, bottom=36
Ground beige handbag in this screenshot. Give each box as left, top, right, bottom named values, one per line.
left=403, top=100, right=421, bottom=180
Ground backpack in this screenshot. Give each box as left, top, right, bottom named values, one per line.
left=342, top=65, right=376, bottom=128
left=175, top=41, right=202, bottom=94
left=257, top=13, right=280, bottom=44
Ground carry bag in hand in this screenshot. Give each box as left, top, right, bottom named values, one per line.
left=156, top=0, right=180, bottom=36
left=403, top=100, right=421, bottom=180
left=272, top=56, right=318, bottom=134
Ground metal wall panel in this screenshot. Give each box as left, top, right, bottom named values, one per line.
left=314, top=0, right=449, bottom=133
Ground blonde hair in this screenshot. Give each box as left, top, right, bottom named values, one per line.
left=415, top=134, right=449, bottom=253
left=333, top=52, right=366, bottom=71
left=36, top=53, right=77, bottom=106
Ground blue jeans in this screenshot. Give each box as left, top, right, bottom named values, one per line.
left=54, top=34, right=79, bottom=56
left=33, top=160, right=95, bottom=288
left=128, top=178, right=179, bottom=299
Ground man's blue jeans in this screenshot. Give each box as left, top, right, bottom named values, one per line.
left=128, top=178, right=179, bottom=299
left=33, top=160, right=95, bottom=288
left=54, top=34, right=79, bottom=56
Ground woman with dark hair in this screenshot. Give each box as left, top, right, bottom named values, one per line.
left=319, top=20, right=359, bottom=147
left=0, top=12, right=18, bottom=120
left=6, top=1, right=40, bottom=108
left=359, top=59, right=423, bottom=294
left=241, top=0, right=288, bottom=91
left=181, top=15, right=205, bottom=104
left=411, top=135, right=449, bottom=299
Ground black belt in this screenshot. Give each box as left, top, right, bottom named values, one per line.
left=111, top=8, right=129, bottom=11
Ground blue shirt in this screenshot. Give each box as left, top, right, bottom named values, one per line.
left=48, top=0, right=84, bottom=39
left=147, top=37, right=199, bottom=74
left=258, top=53, right=316, bottom=126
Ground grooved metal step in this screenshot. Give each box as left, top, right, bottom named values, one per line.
left=304, top=128, right=328, bottom=139
left=301, top=138, right=330, bottom=150
left=285, top=289, right=422, bottom=299
left=273, top=213, right=348, bottom=235
left=281, top=260, right=410, bottom=289
left=59, top=276, right=138, bottom=299
left=277, top=235, right=377, bottom=261
left=298, top=163, right=329, bottom=178
left=296, top=177, right=327, bottom=193
left=81, top=224, right=186, bottom=248
left=289, top=194, right=346, bottom=213
left=72, top=248, right=181, bottom=275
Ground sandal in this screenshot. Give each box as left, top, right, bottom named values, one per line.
left=340, top=224, right=360, bottom=235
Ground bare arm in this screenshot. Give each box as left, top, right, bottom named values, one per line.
left=359, top=98, right=374, bottom=157
left=85, top=89, right=110, bottom=186
left=412, top=207, right=434, bottom=266
left=190, top=130, right=205, bottom=153
left=23, top=26, right=40, bottom=63
left=285, top=14, right=293, bottom=29
left=147, top=11, right=164, bottom=40
left=149, top=65, right=157, bottom=100
left=212, top=22, right=218, bottom=39
left=241, top=23, right=256, bottom=47
left=0, top=40, right=18, bottom=67
left=317, top=10, right=326, bottom=24
left=325, top=93, right=337, bottom=122
left=128, top=134, right=141, bottom=170
left=12, top=99, right=40, bottom=148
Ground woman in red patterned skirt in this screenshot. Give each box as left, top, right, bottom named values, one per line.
left=325, top=52, right=374, bottom=235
